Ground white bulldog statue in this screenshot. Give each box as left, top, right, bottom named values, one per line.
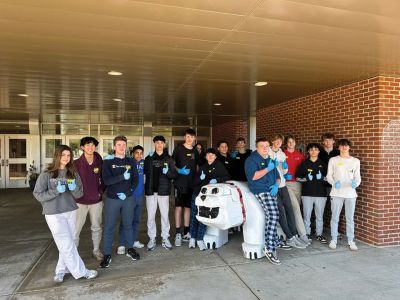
left=195, top=180, right=284, bottom=260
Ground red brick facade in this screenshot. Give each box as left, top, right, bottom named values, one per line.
left=256, top=75, right=400, bottom=246
left=212, top=76, right=400, bottom=246
left=212, top=119, right=248, bottom=149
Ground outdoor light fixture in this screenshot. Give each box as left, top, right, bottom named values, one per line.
left=113, top=98, right=122, bottom=102
left=18, top=93, right=29, bottom=97
left=108, top=70, right=123, bottom=76
left=254, top=81, right=268, bottom=86
left=213, top=103, right=222, bottom=106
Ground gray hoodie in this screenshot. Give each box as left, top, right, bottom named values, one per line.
left=33, top=169, right=83, bottom=215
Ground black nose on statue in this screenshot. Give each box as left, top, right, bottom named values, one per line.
left=200, top=195, right=207, bottom=201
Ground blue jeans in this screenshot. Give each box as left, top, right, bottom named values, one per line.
left=189, top=194, right=207, bottom=240
left=119, top=194, right=144, bottom=246
left=103, top=196, right=134, bottom=255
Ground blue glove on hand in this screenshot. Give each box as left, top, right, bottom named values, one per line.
left=316, top=171, right=322, bottom=180
left=200, top=170, right=206, bottom=180
left=209, top=179, right=217, bottom=184
left=104, top=154, right=114, bottom=160
left=335, top=181, right=341, bottom=189
left=117, top=192, right=126, bottom=201
left=67, top=179, right=76, bottom=191
left=269, top=183, right=279, bottom=197
left=281, top=160, right=288, bottom=169
left=284, top=173, right=292, bottom=180
left=266, top=160, right=275, bottom=172
left=56, top=181, right=66, bottom=193
left=307, top=173, right=313, bottom=181
left=178, top=165, right=190, bottom=175
left=351, top=179, right=358, bottom=189
left=162, top=163, right=169, bottom=175
left=273, top=159, right=279, bottom=167
left=231, top=151, right=238, bottom=159
left=123, top=169, right=130, bottom=180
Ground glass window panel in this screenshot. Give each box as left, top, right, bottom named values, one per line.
left=90, top=125, right=99, bottom=136
left=42, top=124, right=61, bottom=135
left=61, top=124, right=88, bottom=135
left=68, top=139, right=83, bottom=158
left=45, top=139, right=63, bottom=158
left=100, top=125, right=142, bottom=136
left=8, top=139, right=27, bottom=158
left=9, top=163, right=27, bottom=179
left=196, top=127, right=211, bottom=137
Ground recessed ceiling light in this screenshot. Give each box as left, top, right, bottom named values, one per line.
left=213, top=103, right=222, bottom=106
left=15, top=125, right=21, bottom=128
left=18, top=93, right=29, bottom=97
left=254, top=81, right=268, bottom=87
left=113, top=98, right=122, bottom=102
left=108, top=70, right=122, bottom=76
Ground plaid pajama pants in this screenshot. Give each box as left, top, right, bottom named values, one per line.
left=189, top=194, right=207, bottom=240
left=255, top=192, right=280, bottom=253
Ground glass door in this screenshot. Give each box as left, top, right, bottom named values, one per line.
left=5, top=135, right=30, bottom=188
left=41, top=136, right=65, bottom=170
left=66, top=136, right=86, bottom=160
left=0, top=136, right=5, bottom=188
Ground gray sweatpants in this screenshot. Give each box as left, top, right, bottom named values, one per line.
left=330, top=197, right=356, bottom=242
left=302, top=196, right=327, bottom=236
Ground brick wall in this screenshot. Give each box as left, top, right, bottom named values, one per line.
left=256, top=75, right=400, bottom=246
left=212, top=119, right=248, bottom=150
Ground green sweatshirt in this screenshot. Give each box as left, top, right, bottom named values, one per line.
left=33, top=169, right=83, bottom=215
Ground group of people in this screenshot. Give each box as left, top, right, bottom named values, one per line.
left=245, top=133, right=361, bottom=265
left=33, top=128, right=361, bottom=283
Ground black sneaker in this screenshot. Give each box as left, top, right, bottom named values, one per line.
left=278, top=241, right=292, bottom=250
left=100, top=255, right=112, bottom=268
left=306, top=234, right=312, bottom=242
left=126, top=248, right=140, bottom=261
left=263, top=248, right=281, bottom=265
left=316, top=235, right=327, bottom=244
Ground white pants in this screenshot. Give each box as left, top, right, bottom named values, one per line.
left=45, top=210, right=87, bottom=278
left=286, top=181, right=307, bottom=236
left=74, top=202, right=103, bottom=251
left=146, top=194, right=170, bottom=239
left=330, top=197, right=356, bottom=242
left=302, top=196, right=327, bottom=236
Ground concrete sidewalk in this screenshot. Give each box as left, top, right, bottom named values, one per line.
left=1, top=189, right=399, bottom=300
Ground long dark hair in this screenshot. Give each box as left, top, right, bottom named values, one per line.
left=46, top=145, right=77, bottom=179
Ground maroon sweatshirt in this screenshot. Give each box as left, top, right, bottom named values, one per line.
left=74, top=152, right=105, bottom=205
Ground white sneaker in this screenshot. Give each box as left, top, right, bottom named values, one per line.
left=189, top=238, right=196, bottom=249
left=349, top=241, right=358, bottom=251
left=147, top=238, right=156, bottom=251
left=197, top=240, right=206, bottom=251
left=84, top=269, right=98, bottom=280
left=175, top=233, right=182, bottom=247
left=182, top=232, right=191, bottom=242
left=329, top=240, right=337, bottom=250
left=53, top=273, right=65, bottom=283
left=117, top=246, right=125, bottom=255
left=133, top=241, right=144, bottom=249
left=162, top=238, right=172, bottom=250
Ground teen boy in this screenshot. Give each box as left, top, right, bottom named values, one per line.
left=231, top=137, right=252, bottom=181
left=172, top=129, right=198, bottom=246
left=100, top=135, right=140, bottom=268
left=145, top=136, right=178, bottom=251
left=296, top=143, right=328, bottom=243
left=245, top=138, right=281, bottom=265
left=327, top=139, right=361, bottom=251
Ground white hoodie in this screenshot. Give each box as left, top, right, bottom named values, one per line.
left=327, top=156, right=361, bottom=198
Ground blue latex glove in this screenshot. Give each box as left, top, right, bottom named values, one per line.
left=273, top=159, right=279, bottom=167
left=56, top=181, right=66, bottom=193
left=67, top=179, right=76, bottom=191
left=123, top=169, right=130, bottom=180
left=269, top=183, right=279, bottom=197
left=266, top=160, right=275, bottom=172
left=104, top=154, right=114, bottom=160
left=307, top=173, right=313, bottom=181
left=200, top=170, right=206, bottom=180
left=281, top=160, right=288, bottom=169
left=116, top=192, right=126, bottom=201
left=230, top=151, right=238, bottom=159
left=316, top=171, right=322, bottom=180
left=351, top=179, right=358, bottom=189
left=162, top=163, right=169, bottom=175
left=178, top=165, right=190, bottom=175
left=284, top=173, right=292, bottom=180
left=335, top=181, right=341, bottom=189
left=209, top=179, right=217, bottom=184
left=148, top=151, right=154, bottom=157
